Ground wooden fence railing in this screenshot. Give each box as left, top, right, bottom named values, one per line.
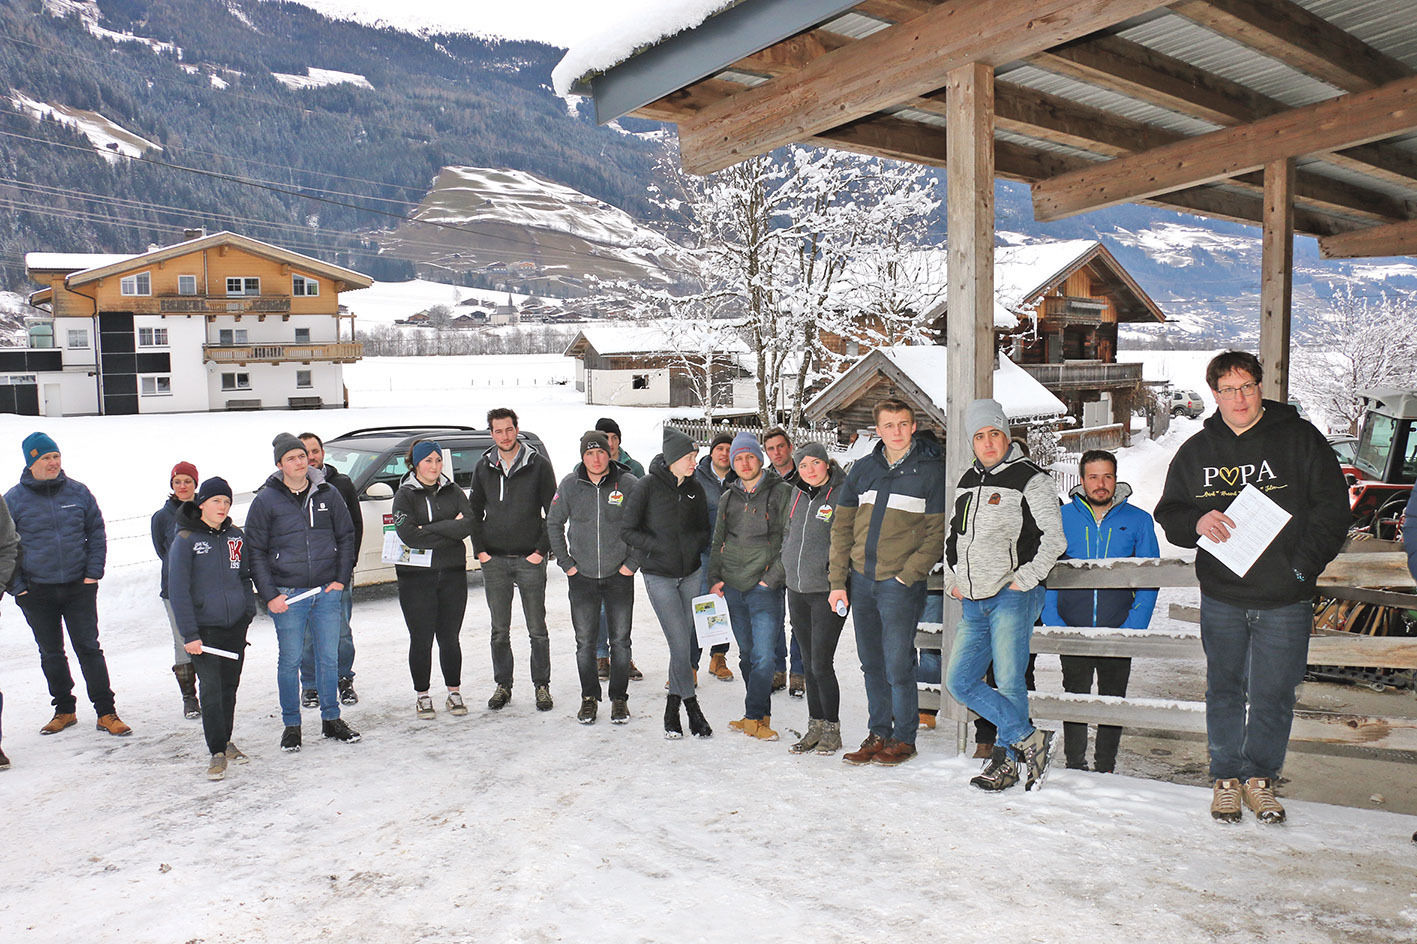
left=917, top=551, right=1417, bottom=756
left=665, top=419, right=840, bottom=448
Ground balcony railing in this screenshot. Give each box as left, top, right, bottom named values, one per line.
left=1041, top=296, right=1108, bottom=325
left=1019, top=360, right=1142, bottom=389
left=203, top=342, right=362, bottom=364
left=126, top=296, right=293, bottom=315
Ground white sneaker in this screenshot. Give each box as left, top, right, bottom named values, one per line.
left=446, top=692, right=468, bottom=716
left=416, top=694, right=435, bottom=720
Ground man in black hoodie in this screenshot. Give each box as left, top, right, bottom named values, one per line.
left=1156, top=351, right=1348, bottom=826
left=469, top=407, right=558, bottom=713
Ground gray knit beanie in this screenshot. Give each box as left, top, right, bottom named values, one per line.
left=963, top=398, right=1010, bottom=439
left=272, top=432, right=307, bottom=465
left=793, top=442, right=830, bottom=466
left=662, top=427, right=696, bottom=466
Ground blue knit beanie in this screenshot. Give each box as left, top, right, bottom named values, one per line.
left=729, top=431, right=764, bottom=466
left=22, top=431, right=58, bottom=467
left=411, top=440, right=441, bottom=467
left=195, top=476, right=233, bottom=506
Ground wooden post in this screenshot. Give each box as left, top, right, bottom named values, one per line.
left=1260, top=158, right=1294, bottom=401
left=943, top=61, right=996, bottom=755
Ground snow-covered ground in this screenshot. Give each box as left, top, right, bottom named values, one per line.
left=1, top=353, right=1414, bottom=943
left=9, top=93, right=162, bottom=163
left=272, top=67, right=375, bottom=91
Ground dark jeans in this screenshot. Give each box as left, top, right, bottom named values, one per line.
left=18, top=580, right=114, bottom=716
left=569, top=572, right=634, bottom=701
left=192, top=620, right=250, bottom=756
left=397, top=567, right=467, bottom=692
left=692, top=550, right=730, bottom=667
left=850, top=571, right=925, bottom=745
left=787, top=589, right=846, bottom=722
left=481, top=555, right=550, bottom=689
left=723, top=583, right=784, bottom=719
left=1200, top=594, right=1312, bottom=781
left=1061, top=654, right=1132, bottom=771
left=300, top=587, right=355, bottom=687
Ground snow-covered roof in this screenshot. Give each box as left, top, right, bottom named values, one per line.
left=552, top=0, right=737, bottom=97
left=25, top=252, right=137, bottom=272
left=994, top=240, right=1099, bottom=311
left=565, top=323, right=749, bottom=357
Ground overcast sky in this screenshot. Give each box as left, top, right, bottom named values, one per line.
left=288, top=0, right=644, bottom=49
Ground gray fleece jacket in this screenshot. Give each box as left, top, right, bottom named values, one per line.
left=782, top=464, right=845, bottom=595
left=546, top=462, right=638, bottom=579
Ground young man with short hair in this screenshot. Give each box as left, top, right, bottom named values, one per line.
left=1041, top=449, right=1160, bottom=773
left=1156, top=351, right=1348, bottom=824
left=591, top=416, right=644, bottom=681
left=761, top=426, right=804, bottom=695
left=297, top=432, right=363, bottom=707
left=469, top=407, right=558, bottom=712
left=829, top=400, right=947, bottom=767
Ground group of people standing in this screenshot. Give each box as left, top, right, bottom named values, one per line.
left=0, top=350, right=1363, bottom=824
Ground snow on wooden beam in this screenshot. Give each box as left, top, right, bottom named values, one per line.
left=1031, top=74, right=1417, bottom=221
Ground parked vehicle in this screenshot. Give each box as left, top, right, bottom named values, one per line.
left=1326, top=433, right=1359, bottom=468
left=1345, top=389, right=1417, bottom=541
left=321, top=425, right=550, bottom=585
left=1168, top=389, right=1205, bottom=418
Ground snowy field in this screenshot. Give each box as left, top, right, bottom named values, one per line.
left=1, top=354, right=1415, bottom=944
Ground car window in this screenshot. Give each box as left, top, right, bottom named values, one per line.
left=322, top=446, right=390, bottom=488
left=447, top=447, right=484, bottom=488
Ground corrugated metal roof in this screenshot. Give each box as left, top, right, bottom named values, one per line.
left=994, top=64, right=1223, bottom=137
left=1299, top=0, right=1417, bottom=68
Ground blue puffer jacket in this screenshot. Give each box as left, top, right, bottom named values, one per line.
left=4, top=468, right=106, bottom=594
left=245, top=468, right=355, bottom=601
left=1042, top=483, right=1160, bottom=630
left=168, top=504, right=257, bottom=639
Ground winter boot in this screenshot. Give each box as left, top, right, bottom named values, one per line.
left=577, top=696, right=597, bottom=725
left=771, top=671, right=787, bottom=692
left=338, top=677, right=359, bottom=706
left=610, top=698, right=630, bottom=724
left=321, top=718, right=361, bottom=743
left=789, top=718, right=823, bottom=754
left=1242, top=777, right=1286, bottom=824
left=684, top=697, right=712, bottom=738
left=1011, top=727, right=1057, bottom=791
left=664, top=694, right=683, bottom=740
left=596, top=657, right=610, bottom=680
left=970, top=746, right=1021, bottom=791
left=813, top=721, right=842, bottom=755
left=842, top=733, right=885, bottom=766
left=207, top=752, right=227, bottom=781
left=487, top=685, right=512, bottom=710
left=788, top=673, right=806, bottom=698
left=535, top=685, right=554, bottom=712
left=173, top=664, right=200, bottom=719
left=301, top=689, right=319, bottom=709
left=1211, top=778, right=1243, bottom=823
left=745, top=716, right=778, bottom=741
left=708, top=652, right=734, bottom=681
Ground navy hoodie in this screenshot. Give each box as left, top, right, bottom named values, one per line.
left=168, top=504, right=257, bottom=639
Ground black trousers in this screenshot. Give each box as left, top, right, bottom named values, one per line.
left=786, top=589, right=846, bottom=722
left=568, top=572, right=634, bottom=701
left=18, top=580, right=114, bottom=716
left=191, top=620, right=250, bottom=756
left=1060, top=654, right=1133, bottom=771
left=397, top=567, right=468, bottom=692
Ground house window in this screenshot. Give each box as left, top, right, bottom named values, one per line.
left=220, top=372, right=250, bottom=391
left=294, top=327, right=311, bottom=344
left=137, top=327, right=169, bottom=347
left=140, top=376, right=172, bottom=397
left=845, top=340, right=860, bottom=356
left=177, top=275, right=198, bottom=296
left=632, top=374, right=650, bottom=390
left=67, top=329, right=89, bottom=349
left=0, top=375, right=36, bottom=385
left=296, top=369, right=312, bottom=388
left=218, top=329, right=249, bottom=346
left=292, top=275, right=319, bottom=297
left=120, top=272, right=151, bottom=296
left=225, top=277, right=260, bottom=296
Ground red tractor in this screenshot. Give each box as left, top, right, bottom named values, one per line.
left=1345, top=388, right=1417, bottom=540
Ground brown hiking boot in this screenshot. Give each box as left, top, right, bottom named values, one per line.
left=1211, top=778, right=1243, bottom=823
left=872, top=738, right=918, bottom=766
left=708, top=652, right=734, bottom=681
left=972, top=742, right=995, bottom=759
left=596, top=657, right=610, bottom=680
left=728, top=716, right=750, bottom=733
left=628, top=661, right=644, bottom=681
left=746, top=716, right=778, bottom=741
left=96, top=714, right=132, bottom=737
left=842, top=733, right=885, bottom=766
left=771, top=671, right=787, bottom=692
left=918, top=711, right=937, bottom=730
left=40, top=712, right=78, bottom=735
left=1242, top=777, right=1286, bottom=824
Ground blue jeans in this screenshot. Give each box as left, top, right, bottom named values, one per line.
left=917, top=591, right=944, bottom=685
left=273, top=586, right=344, bottom=725
left=1200, top=594, right=1312, bottom=781
left=850, top=571, right=925, bottom=745
left=300, top=588, right=354, bottom=687
left=723, top=583, right=784, bottom=719
left=946, top=585, right=1045, bottom=749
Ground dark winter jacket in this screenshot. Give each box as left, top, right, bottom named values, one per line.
left=694, top=454, right=736, bottom=527
left=1155, top=399, right=1349, bottom=608
left=613, top=449, right=645, bottom=478
left=622, top=453, right=710, bottom=578
left=467, top=442, right=557, bottom=558
left=392, top=471, right=475, bottom=572
left=245, top=467, right=356, bottom=601
left=708, top=468, right=791, bottom=592
left=0, top=495, right=19, bottom=592
left=322, top=461, right=365, bottom=555
left=151, top=495, right=182, bottom=599
left=1404, top=487, right=1417, bottom=585
left=1041, top=483, right=1160, bottom=629
left=547, top=463, right=638, bottom=579
left=830, top=436, right=947, bottom=591
left=783, top=464, right=846, bottom=595
left=168, top=504, right=257, bottom=639
left=945, top=442, right=1066, bottom=600
left=5, top=468, right=106, bottom=594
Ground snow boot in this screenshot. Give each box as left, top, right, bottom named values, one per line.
left=813, top=721, right=842, bottom=755
left=1011, top=727, right=1057, bottom=791
left=664, top=694, right=683, bottom=739
left=300, top=688, right=319, bottom=709
left=173, top=664, right=200, bottom=719
left=321, top=718, right=361, bottom=743
left=684, top=697, right=712, bottom=738
left=535, top=685, right=554, bottom=712
left=971, top=746, right=1021, bottom=791
left=789, top=718, right=823, bottom=754
left=577, top=697, right=597, bottom=725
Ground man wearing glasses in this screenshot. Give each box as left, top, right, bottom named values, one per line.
left=1155, top=351, right=1348, bottom=826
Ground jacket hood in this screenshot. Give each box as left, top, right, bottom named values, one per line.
left=872, top=431, right=943, bottom=466
left=648, top=452, right=695, bottom=488
left=1200, top=397, right=1301, bottom=439
left=482, top=439, right=540, bottom=475
left=262, top=466, right=328, bottom=493
left=793, top=462, right=845, bottom=496
left=399, top=469, right=454, bottom=492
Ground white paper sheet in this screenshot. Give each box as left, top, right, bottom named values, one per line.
left=284, top=586, right=324, bottom=604
left=1197, top=484, right=1292, bottom=578
left=690, top=593, right=734, bottom=648
left=381, top=530, right=433, bottom=567
left=201, top=645, right=240, bottom=661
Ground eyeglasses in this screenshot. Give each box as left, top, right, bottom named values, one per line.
left=1215, top=381, right=1260, bottom=400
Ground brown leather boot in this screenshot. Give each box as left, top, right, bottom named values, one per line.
left=708, top=652, right=734, bottom=681
left=40, top=712, right=78, bottom=735
left=842, top=733, right=885, bottom=766
left=174, top=664, right=200, bottom=719
left=96, top=713, right=132, bottom=736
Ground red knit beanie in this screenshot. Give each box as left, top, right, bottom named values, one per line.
left=170, top=461, right=199, bottom=486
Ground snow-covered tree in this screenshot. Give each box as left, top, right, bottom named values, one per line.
left=1291, top=285, right=1417, bottom=433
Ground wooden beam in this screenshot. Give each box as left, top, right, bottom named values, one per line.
left=1170, top=0, right=1410, bottom=92
left=1318, top=217, right=1417, bottom=259
left=1031, top=75, right=1417, bottom=221
left=676, top=0, right=1168, bottom=175
left=1260, top=158, right=1294, bottom=401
